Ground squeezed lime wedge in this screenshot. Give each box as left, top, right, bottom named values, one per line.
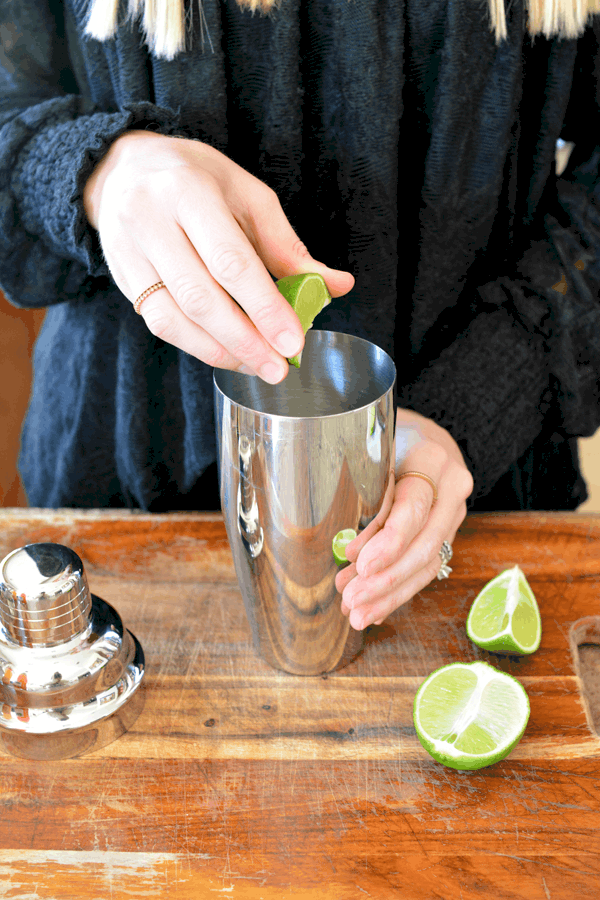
left=275, top=273, right=332, bottom=367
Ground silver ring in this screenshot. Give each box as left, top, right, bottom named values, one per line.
left=437, top=540, right=453, bottom=580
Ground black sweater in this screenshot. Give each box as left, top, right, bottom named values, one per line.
left=0, top=0, right=598, bottom=511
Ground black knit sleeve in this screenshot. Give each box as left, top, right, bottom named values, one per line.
left=398, top=21, right=600, bottom=504
left=0, top=0, right=181, bottom=309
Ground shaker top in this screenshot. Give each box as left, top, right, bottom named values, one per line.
left=0, top=541, right=145, bottom=758
left=0, top=544, right=91, bottom=647
left=2, top=543, right=83, bottom=598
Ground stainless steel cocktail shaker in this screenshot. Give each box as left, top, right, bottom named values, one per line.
left=214, top=330, right=396, bottom=675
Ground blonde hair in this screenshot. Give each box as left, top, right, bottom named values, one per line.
left=85, top=0, right=600, bottom=61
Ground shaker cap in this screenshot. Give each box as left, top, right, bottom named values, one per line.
left=0, top=544, right=91, bottom=647
left=0, top=542, right=145, bottom=759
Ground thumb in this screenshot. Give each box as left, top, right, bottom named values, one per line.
left=286, top=251, right=355, bottom=299
left=249, top=194, right=355, bottom=298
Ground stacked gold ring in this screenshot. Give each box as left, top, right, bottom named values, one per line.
left=396, top=470, right=438, bottom=503
left=133, top=281, right=166, bottom=314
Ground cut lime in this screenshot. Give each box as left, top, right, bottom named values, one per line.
left=466, top=565, right=541, bottom=655
left=275, top=273, right=332, bottom=367
left=413, top=660, right=530, bottom=771
left=332, top=528, right=357, bottom=566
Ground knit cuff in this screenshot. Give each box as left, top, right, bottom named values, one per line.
left=9, top=100, right=181, bottom=295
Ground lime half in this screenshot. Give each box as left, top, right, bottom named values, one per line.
left=332, top=529, right=357, bottom=566
left=413, top=660, right=530, bottom=771
left=466, top=565, right=541, bottom=655
left=275, top=273, right=332, bottom=367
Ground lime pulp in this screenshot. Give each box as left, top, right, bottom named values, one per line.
left=413, top=660, right=530, bottom=770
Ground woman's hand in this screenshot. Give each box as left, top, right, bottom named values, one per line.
left=336, top=408, right=474, bottom=630
left=83, top=130, right=354, bottom=383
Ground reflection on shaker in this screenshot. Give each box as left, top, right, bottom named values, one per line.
left=237, top=433, right=264, bottom=559
left=366, top=402, right=383, bottom=463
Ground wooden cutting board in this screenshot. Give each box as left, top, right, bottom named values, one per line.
left=0, top=510, right=599, bottom=899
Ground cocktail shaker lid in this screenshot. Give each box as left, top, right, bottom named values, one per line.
left=0, top=543, right=144, bottom=759
left=0, top=544, right=91, bottom=647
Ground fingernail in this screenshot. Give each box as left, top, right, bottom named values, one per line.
left=352, top=614, right=369, bottom=631
left=260, top=362, right=286, bottom=384
left=275, top=330, right=302, bottom=357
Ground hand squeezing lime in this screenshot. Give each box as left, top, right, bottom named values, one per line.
left=275, top=273, right=332, bottom=367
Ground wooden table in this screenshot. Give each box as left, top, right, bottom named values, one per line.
left=0, top=510, right=599, bottom=899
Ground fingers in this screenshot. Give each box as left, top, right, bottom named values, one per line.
left=175, top=173, right=354, bottom=367
left=355, top=447, right=447, bottom=580
left=335, top=471, right=438, bottom=615
left=102, top=234, right=261, bottom=375
left=176, top=181, right=306, bottom=357
left=343, top=466, right=396, bottom=565
left=132, top=280, right=255, bottom=374
left=132, top=177, right=350, bottom=382
left=340, top=503, right=465, bottom=631
left=347, top=547, right=448, bottom=631
left=132, top=216, right=301, bottom=383
left=95, top=136, right=356, bottom=379
left=337, top=455, right=472, bottom=630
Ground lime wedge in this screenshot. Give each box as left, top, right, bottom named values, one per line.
left=413, top=661, right=530, bottom=770
left=466, top=565, right=542, bottom=655
left=332, top=528, right=357, bottom=566
left=275, top=273, right=332, bottom=367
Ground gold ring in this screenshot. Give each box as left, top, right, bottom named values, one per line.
left=133, top=281, right=166, bottom=314
left=396, top=470, right=438, bottom=503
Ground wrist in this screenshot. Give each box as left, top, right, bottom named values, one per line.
left=82, top=129, right=163, bottom=230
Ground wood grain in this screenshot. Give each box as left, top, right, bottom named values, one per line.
left=0, top=510, right=599, bottom=899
